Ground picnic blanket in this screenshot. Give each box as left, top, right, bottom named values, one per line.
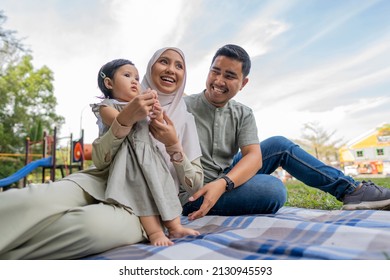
left=84, top=207, right=390, bottom=260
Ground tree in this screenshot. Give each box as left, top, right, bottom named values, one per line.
left=0, top=55, right=64, bottom=152
left=295, top=122, right=344, bottom=164
left=0, top=11, right=64, bottom=182
left=0, top=10, right=25, bottom=72
left=377, top=123, right=390, bottom=136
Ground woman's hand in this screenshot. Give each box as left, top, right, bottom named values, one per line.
left=116, top=91, right=156, bottom=127
left=149, top=111, right=179, bottom=147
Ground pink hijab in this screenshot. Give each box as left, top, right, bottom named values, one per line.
left=141, top=47, right=201, bottom=164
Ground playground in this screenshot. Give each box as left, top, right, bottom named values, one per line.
left=0, top=128, right=91, bottom=190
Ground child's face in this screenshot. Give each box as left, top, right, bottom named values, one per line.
left=151, top=49, right=185, bottom=94
left=110, top=64, right=141, bottom=102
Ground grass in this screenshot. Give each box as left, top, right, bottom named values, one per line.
left=285, top=177, right=390, bottom=210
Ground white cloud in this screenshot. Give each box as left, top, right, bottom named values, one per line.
left=2, top=0, right=389, bottom=145
left=242, top=34, right=390, bottom=113
left=254, top=96, right=390, bottom=142
left=3, top=0, right=200, bottom=143
left=237, top=19, right=289, bottom=57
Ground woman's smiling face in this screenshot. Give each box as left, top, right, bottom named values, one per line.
left=151, top=49, right=185, bottom=94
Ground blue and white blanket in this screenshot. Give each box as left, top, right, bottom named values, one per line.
left=84, top=207, right=390, bottom=260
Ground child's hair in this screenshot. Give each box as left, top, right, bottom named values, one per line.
left=97, top=59, right=135, bottom=99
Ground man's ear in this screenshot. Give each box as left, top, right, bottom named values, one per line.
left=240, top=77, right=249, bottom=90
left=103, top=77, right=113, bottom=89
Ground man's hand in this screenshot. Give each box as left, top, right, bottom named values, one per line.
left=187, top=179, right=226, bottom=220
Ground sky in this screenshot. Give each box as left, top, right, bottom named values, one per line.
left=2, top=0, right=390, bottom=145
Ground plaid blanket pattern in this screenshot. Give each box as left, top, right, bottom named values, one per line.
left=84, top=207, right=390, bottom=260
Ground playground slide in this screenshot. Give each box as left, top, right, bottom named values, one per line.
left=0, top=156, right=53, bottom=187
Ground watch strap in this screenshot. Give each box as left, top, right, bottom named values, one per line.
left=221, top=174, right=235, bottom=192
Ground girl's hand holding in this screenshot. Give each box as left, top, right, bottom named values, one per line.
left=117, top=91, right=156, bottom=127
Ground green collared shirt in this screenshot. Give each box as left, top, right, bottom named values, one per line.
left=184, top=91, right=259, bottom=183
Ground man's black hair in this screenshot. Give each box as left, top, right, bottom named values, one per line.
left=211, top=44, right=251, bottom=78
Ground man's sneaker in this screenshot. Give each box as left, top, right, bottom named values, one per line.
left=342, top=180, right=390, bottom=210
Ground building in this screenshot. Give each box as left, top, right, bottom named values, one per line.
left=339, top=123, right=390, bottom=175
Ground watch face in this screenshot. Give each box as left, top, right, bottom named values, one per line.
left=223, top=175, right=234, bottom=191
left=226, top=182, right=234, bottom=191
left=172, top=152, right=183, bottom=162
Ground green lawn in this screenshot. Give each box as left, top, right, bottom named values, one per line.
left=285, top=177, right=390, bottom=210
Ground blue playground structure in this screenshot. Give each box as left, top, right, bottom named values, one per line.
left=0, top=127, right=89, bottom=189
left=0, top=157, right=53, bottom=187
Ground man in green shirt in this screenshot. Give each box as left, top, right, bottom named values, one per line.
left=183, top=44, right=390, bottom=220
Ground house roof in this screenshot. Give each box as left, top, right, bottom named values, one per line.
left=345, top=123, right=390, bottom=149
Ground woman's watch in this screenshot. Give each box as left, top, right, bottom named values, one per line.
left=170, top=151, right=183, bottom=163
left=221, top=174, right=235, bottom=192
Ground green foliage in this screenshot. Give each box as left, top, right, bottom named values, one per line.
left=0, top=10, right=26, bottom=71
left=285, top=177, right=390, bottom=210
left=0, top=55, right=64, bottom=153
left=377, top=123, right=390, bottom=136
left=0, top=11, right=23, bottom=48
left=29, top=120, right=44, bottom=142
left=0, top=10, right=64, bottom=181
left=285, top=180, right=342, bottom=210
left=0, top=157, right=24, bottom=187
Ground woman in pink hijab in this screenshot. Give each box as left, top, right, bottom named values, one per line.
left=0, top=47, right=203, bottom=259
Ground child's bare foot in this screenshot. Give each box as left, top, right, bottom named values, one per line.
left=169, top=226, right=200, bottom=238
left=148, top=231, right=174, bottom=246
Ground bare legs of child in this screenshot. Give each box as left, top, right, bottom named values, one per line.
left=140, top=216, right=200, bottom=246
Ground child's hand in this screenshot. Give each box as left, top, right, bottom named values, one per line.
left=117, top=90, right=157, bottom=127
left=149, top=100, right=163, bottom=122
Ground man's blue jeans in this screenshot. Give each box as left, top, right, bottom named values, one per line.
left=182, top=136, right=359, bottom=215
